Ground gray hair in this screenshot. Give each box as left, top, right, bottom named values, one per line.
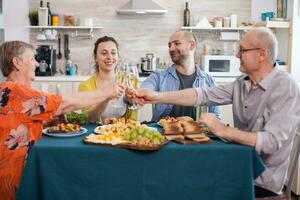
left=0, top=41, right=35, bottom=77
left=250, top=27, right=278, bottom=64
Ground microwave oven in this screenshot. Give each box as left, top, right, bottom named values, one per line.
left=201, top=55, right=241, bottom=77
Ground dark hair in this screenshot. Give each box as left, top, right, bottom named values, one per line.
left=93, top=36, right=119, bottom=73
left=0, top=41, right=35, bottom=77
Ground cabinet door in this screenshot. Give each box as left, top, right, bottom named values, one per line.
left=31, top=81, right=73, bottom=94
left=72, top=82, right=82, bottom=93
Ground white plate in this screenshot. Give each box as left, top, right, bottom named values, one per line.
left=157, top=122, right=163, bottom=127
left=148, top=127, right=158, bottom=131
left=43, top=127, right=88, bottom=137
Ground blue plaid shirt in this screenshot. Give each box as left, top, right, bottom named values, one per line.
left=141, top=64, right=221, bottom=122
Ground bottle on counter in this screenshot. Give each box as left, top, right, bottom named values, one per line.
left=38, top=0, right=48, bottom=26
left=47, top=2, right=52, bottom=26
left=277, top=0, right=287, bottom=19
left=183, top=2, right=190, bottom=27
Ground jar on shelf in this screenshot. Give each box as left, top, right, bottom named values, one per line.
left=277, top=0, right=287, bottom=19
left=51, top=13, right=59, bottom=26
left=64, top=14, right=75, bottom=26
left=213, top=17, right=223, bottom=28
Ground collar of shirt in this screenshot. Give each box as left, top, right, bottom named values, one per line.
left=166, top=64, right=206, bottom=80
left=242, top=67, right=280, bottom=92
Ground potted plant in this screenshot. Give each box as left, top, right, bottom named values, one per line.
left=28, top=10, right=38, bottom=26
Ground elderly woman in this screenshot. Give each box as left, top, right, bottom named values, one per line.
left=78, top=36, right=136, bottom=122
left=0, top=41, right=125, bottom=200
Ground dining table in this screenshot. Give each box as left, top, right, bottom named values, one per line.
left=17, top=124, right=265, bottom=200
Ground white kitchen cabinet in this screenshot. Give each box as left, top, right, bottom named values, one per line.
left=31, top=81, right=74, bottom=94
left=32, top=75, right=90, bottom=94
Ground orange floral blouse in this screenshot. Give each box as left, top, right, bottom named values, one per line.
left=0, top=81, right=62, bottom=200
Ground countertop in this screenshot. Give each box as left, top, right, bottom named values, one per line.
left=34, top=75, right=236, bottom=83
left=35, top=75, right=90, bottom=82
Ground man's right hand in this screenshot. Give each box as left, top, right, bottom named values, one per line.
left=134, top=88, right=159, bottom=106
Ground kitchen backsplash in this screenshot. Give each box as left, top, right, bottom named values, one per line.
left=29, top=0, right=251, bottom=74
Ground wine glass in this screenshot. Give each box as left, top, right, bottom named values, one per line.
left=115, top=62, right=128, bottom=86
left=111, top=63, right=128, bottom=110
left=126, top=64, right=140, bottom=110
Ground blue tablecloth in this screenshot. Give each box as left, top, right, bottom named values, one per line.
left=17, top=124, right=265, bottom=200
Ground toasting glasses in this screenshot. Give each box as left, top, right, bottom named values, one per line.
left=111, top=63, right=128, bottom=110
left=126, top=64, right=140, bottom=110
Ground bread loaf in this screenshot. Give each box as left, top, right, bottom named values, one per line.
left=163, top=121, right=184, bottom=135
left=181, top=121, right=202, bottom=135
left=176, top=116, right=194, bottom=122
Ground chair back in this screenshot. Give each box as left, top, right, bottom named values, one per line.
left=286, top=131, right=300, bottom=200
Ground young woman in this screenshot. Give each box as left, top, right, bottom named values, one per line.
left=78, top=36, right=136, bottom=122
left=0, top=41, right=125, bottom=200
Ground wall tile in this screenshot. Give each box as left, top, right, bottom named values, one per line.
left=30, top=0, right=251, bottom=74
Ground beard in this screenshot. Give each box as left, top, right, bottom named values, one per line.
left=170, top=51, right=189, bottom=65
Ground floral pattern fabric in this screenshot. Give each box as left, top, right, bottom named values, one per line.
left=0, top=81, right=62, bottom=200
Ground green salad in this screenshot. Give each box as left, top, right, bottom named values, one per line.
left=66, top=111, right=88, bottom=125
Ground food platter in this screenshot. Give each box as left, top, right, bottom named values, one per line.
left=94, top=125, right=157, bottom=134
left=43, top=127, right=88, bottom=137
left=84, top=119, right=168, bottom=151
left=83, top=139, right=169, bottom=151
left=94, top=125, right=106, bottom=134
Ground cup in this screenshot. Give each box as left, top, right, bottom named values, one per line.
left=69, top=65, right=77, bottom=75
left=214, top=17, right=223, bottom=28
left=36, top=33, right=46, bottom=40
left=43, top=29, right=52, bottom=38
left=230, top=14, right=237, bottom=28
left=39, top=60, right=48, bottom=72
left=52, top=14, right=59, bottom=26
left=223, top=17, right=230, bottom=27
left=261, top=12, right=275, bottom=21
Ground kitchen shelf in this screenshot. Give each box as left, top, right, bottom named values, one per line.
left=29, top=26, right=103, bottom=30
left=29, top=26, right=103, bottom=39
left=254, top=21, right=290, bottom=28
left=181, top=26, right=253, bottom=31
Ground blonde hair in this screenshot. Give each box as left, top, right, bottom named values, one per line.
left=0, top=41, right=35, bottom=77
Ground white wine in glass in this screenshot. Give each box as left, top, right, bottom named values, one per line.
left=126, top=64, right=140, bottom=110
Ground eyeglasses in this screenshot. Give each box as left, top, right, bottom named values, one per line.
left=238, top=47, right=261, bottom=54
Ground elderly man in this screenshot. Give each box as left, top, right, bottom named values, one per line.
left=141, top=30, right=220, bottom=122
left=134, top=27, right=300, bottom=198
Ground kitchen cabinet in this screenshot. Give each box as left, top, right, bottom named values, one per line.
left=32, top=75, right=90, bottom=94
left=31, top=81, right=74, bottom=94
